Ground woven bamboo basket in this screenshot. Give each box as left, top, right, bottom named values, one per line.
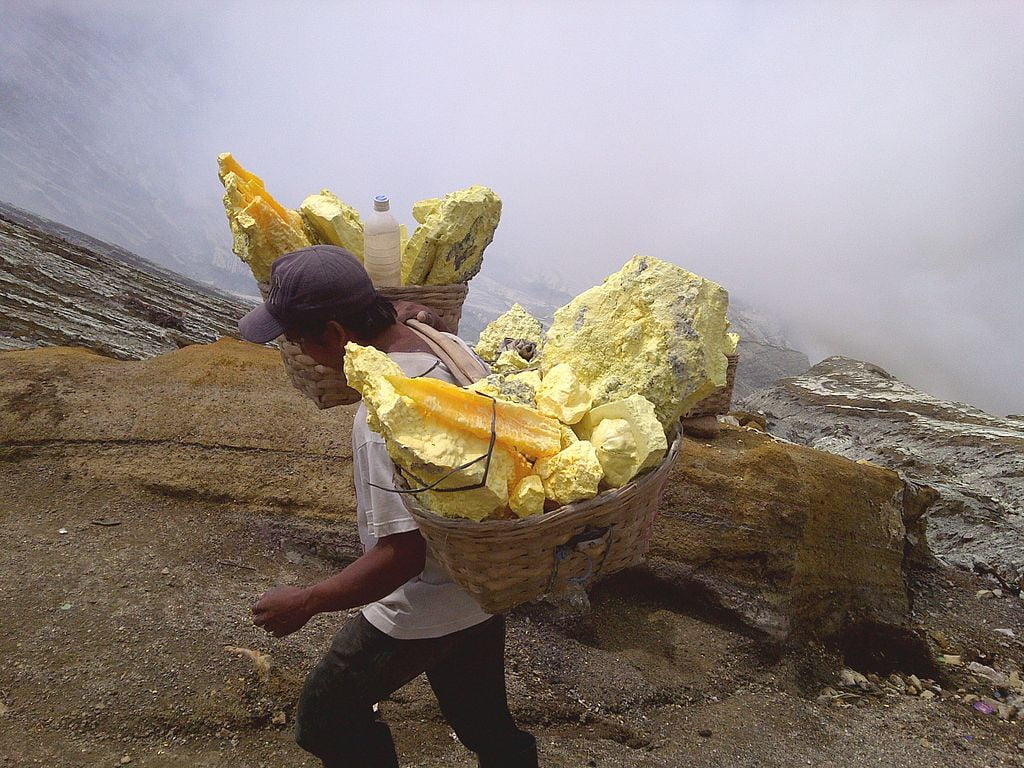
left=256, top=282, right=469, bottom=409
left=399, top=429, right=683, bottom=614
left=683, top=353, right=739, bottom=418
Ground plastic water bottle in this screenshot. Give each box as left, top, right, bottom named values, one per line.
left=363, top=195, right=401, bottom=288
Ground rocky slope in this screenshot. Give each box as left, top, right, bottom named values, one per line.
left=2, top=341, right=1022, bottom=767
left=741, top=356, right=1024, bottom=583
left=0, top=201, right=251, bottom=359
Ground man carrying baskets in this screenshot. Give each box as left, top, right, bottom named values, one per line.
left=237, top=245, right=538, bottom=768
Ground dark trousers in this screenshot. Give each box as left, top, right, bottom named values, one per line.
left=295, top=614, right=538, bottom=768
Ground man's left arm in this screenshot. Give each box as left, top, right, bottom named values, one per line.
left=252, top=529, right=426, bottom=637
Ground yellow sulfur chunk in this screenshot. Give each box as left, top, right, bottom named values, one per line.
left=385, top=373, right=561, bottom=460
left=540, top=255, right=731, bottom=428
left=590, top=418, right=641, bottom=488
left=509, top=475, right=546, bottom=518
left=466, top=373, right=536, bottom=407
left=412, top=198, right=441, bottom=224
left=402, top=186, right=501, bottom=285
left=535, top=363, right=592, bottom=425
left=475, top=304, right=544, bottom=363
left=575, top=393, right=667, bottom=476
left=299, top=189, right=364, bottom=261
left=218, top=153, right=309, bottom=283
left=492, top=348, right=530, bottom=374
left=558, top=424, right=579, bottom=449
left=343, top=343, right=517, bottom=520
left=535, top=441, right=604, bottom=506
left=725, top=331, right=740, bottom=356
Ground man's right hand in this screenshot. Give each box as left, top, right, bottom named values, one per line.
left=252, top=585, right=314, bottom=638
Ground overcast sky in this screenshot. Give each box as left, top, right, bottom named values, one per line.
left=2, top=1, right=1023, bottom=415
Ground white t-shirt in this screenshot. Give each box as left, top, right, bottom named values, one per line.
left=353, top=337, right=492, bottom=639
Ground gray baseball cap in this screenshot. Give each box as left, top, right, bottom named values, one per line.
left=238, top=245, right=377, bottom=343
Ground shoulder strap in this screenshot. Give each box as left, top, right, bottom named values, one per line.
left=404, top=319, right=489, bottom=386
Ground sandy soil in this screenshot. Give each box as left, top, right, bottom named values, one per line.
left=2, top=448, right=1023, bottom=768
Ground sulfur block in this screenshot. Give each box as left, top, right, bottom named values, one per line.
left=218, top=153, right=309, bottom=283
left=535, top=363, right=592, bottom=426
left=402, top=186, right=501, bottom=286
left=412, top=198, right=441, bottom=224
left=300, top=189, right=364, bottom=262
left=725, top=331, right=740, bottom=356
left=492, top=348, right=530, bottom=374
left=541, top=255, right=731, bottom=428
left=590, top=418, right=642, bottom=488
left=509, top=475, right=546, bottom=518
left=575, top=393, right=667, bottom=476
left=343, top=343, right=516, bottom=520
left=466, top=373, right=537, bottom=407
left=475, top=304, right=544, bottom=362
left=558, top=423, right=580, bottom=449
left=535, top=440, right=604, bottom=505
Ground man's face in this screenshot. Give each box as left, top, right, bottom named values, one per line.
left=285, top=324, right=346, bottom=369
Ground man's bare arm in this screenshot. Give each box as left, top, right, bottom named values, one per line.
left=252, top=530, right=427, bottom=637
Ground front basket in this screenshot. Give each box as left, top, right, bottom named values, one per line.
left=400, top=429, right=683, bottom=614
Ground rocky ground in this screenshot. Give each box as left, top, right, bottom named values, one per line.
left=1, top=342, right=1023, bottom=767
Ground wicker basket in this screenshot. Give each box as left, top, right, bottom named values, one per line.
left=400, top=429, right=683, bottom=614
left=683, top=353, right=739, bottom=418
left=256, top=282, right=469, bottom=410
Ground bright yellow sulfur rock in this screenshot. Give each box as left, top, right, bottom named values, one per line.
left=299, top=190, right=364, bottom=261
left=343, top=343, right=518, bottom=520
left=218, top=153, right=309, bottom=283
left=558, top=423, right=580, bottom=449
left=492, top=348, right=531, bottom=374
left=540, top=255, right=731, bottom=428
left=466, top=373, right=536, bottom=407
left=535, top=363, right=592, bottom=425
left=535, top=441, right=604, bottom=505
left=590, top=419, right=638, bottom=487
left=386, top=374, right=561, bottom=460
left=725, top=331, right=740, bottom=356
left=575, top=393, right=668, bottom=480
left=474, top=304, right=544, bottom=363
left=402, top=186, right=501, bottom=286
left=412, top=198, right=441, bottom=224
left=509, top=475, right=546, bottom=518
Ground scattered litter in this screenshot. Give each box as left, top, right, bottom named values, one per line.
left=90, top=519, right=121, bottom=527
left=217, top=559, right=257, bottom=571
left=59, top=603, right=72, bottom=611
left=939, top=654, right=963, bottom=665
left=994, top=628, right=1016, bottom=638
left=161, top=567, right=170, bottom=576
left=58, top=528, right=68, bottom=535
left=972, top=700, right=996, bottom=715
left=224, top=645, right=272, bottom=682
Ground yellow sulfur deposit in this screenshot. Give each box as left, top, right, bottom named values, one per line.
left=412, top=198, right=441, bottom=224
left=509, top=475, right=546, bottom=518
left=535, top=441, right=604, bottom=505
left=558, top=423, right=580, bottom=449
left=466, top=373, right=537, bottom=407
left=492, top=348, right=531, bottom=373
left=541, top=255, right=731, bottom=428
left=475, top=304, right=544, bottom=362
left=725, top=331, right=740, bottom=356
left=590, top=419, right=638, bottom=487
left=386, top=375, right=561, bottom=460
left=299, top=190, right=364, bottom=262
left=402, top=186, right=501, bottom=286
left=343, top=343, right=520, bottom=520
left=575, top=393, right=668, bottom=482
left=535, top=363, right=592, bottom=425
left=218, top=153, right=309, bottom=283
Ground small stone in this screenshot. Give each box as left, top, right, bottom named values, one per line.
left=161, top=567, right=170, bottom=575
left=120, top=757, right=131, bottom=765
left=840, top=669, right=868, bottom=688
left=58, top=528, right=68, bottom=535
left=271, top=711, right=286, bottom=725
left=698, top=729, right=712, bottom=738
left=920, top=690, right=936, bottom=701
left=977, top=589, right=996, bottom=599
left=994, top=589, right=1004, bottom=598
left=964, top=694, right=980, bottom=705
left=908, top=674, right=923, bottom=691
left=995, top=628, right=1016, bottom=638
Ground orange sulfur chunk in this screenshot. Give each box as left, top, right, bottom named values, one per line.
left=387, top=375, right=561, bottom=460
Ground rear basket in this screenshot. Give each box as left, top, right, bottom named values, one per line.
left=400, top=429, right=683, bottom=614
left=257, top=282, right=469, bottom=409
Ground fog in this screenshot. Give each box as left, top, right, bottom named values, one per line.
left=2, top=1, right=1022, bottom=415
